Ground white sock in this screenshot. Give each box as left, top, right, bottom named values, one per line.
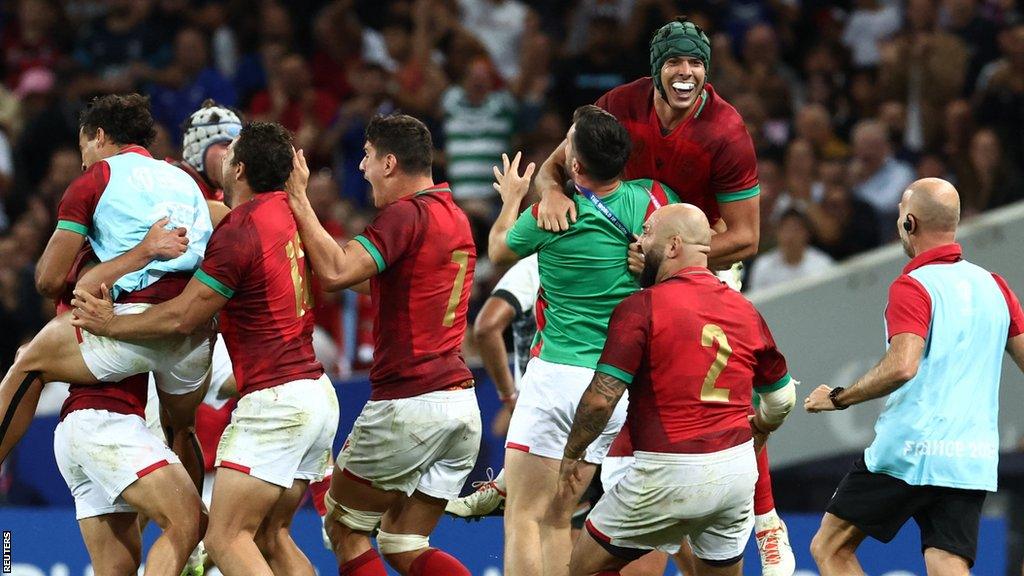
left=755, top=508, right=781, bottom=532
left=494, top=468, right=506, bottom=492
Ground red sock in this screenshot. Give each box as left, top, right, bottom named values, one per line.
left=754, top=445, right=775, bottom=515
left=309, top=474, right=332, bottom=517
left=339, top=548, right=387, bottom=576
left=408, top=548, right=470, bottom=576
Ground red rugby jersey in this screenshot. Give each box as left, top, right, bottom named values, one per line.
left=597, top=268, right=790, bottom=454
left=58, top=246, right=148, bottom=421
left=596, top=79, right=759, bottom=225
left=353, top=183, right=476, bottom=400
left=196, top=191, right=323, bottom=395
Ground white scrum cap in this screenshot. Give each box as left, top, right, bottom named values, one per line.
left=182, top=99, right=242, bottom=174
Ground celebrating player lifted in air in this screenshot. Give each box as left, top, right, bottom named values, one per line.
left=489, top=105, right=681, bottom=576
left=285, top=113, right=480, bottom=576
left=73, top=122, right=339, bottom=576
left=526, top=16, right=794, bottom=574
left=558, top=204, right=797, bottom=576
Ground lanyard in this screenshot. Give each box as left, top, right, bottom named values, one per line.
left=577, top=183, right=661, bottom=242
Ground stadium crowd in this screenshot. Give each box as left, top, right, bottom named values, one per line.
left=0, top=0, right=1023, bottom=372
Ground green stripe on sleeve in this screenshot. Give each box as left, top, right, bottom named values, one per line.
left=56, top=220, right=89, bottom=236
left=596, top=363, right=634, bottom=385
left=195, top=269, right=235, bottom=298
left=354, top=235, right=386, bottom=273
left=715, top=184, right=761, bottom=203
left=755, top=373, right=792, bottom=394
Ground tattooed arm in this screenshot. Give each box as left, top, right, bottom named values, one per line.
left=563, top=372, right=629, bottom=460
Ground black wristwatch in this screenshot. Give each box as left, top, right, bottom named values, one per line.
left=829, top=387, right=849, bottom=410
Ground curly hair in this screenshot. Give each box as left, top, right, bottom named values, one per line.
left=79, top=94, right=157, bottom=148
left=231, top=121, right=294, bottom=193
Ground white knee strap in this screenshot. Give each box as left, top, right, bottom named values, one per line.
left=376, top=530, right=429, bottom=555
left=323, top=491, right=383, bottom=533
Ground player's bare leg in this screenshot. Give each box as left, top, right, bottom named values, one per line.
left=379, top=490, right=468, bottom=574
left=922, top=548, right=971, bottom=576
left=253, top=479, right=314, bottom=576
left=620, top=552, right=668, bottom=575
left=505, top=448, right=597, bottom=576
left=119, top=463, right=205, bottom=575
left=693, top=556, right=743, bottom=576
left=567, top=525, right=629, bottom=576
left=155, top=381, right=209, bottom=492
left=204, top=468, right=292, bottom=576
left=79, top=512, right=143, bottom=576
left=809, top=512, right=867, bottom=575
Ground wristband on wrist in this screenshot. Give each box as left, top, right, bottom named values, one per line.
left=829, top=386, right=849, bottom=410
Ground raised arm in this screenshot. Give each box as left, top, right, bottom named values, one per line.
left=286, top=149, right=378, bottom=291
left=488, top=152, right=535, bottom=265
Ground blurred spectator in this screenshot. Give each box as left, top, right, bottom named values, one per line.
left=441, top=57, right=518, bottom=216
left=795, top=103, right=850, bottom=161
left=249, top=53, right=337, bottom=156
left=842, top=0, right=902, bottom=68
left=3, top=0, right=68, bottom=88
left=974, top=22, right=1024, bottom=169
left=849, top=119, right=915, bottom=225
left=954, top=128, right=1024, bottom=214
left=321, top=63, right=395, bottom=209
left=310, top=0, right=363, bottom=103
left=943, top=0, right=1000, bottom=92
left=741, top=24, right=802, bottom=120
left=563, top=0, right=635, bottom=57
left=11, top=67, right=77, bottom=202
left=456, top=0, right=530, bottom=81
left=942, top=98, right=975, bottom=159
left=141, top=27, right=237, bottom=143
left=551, top=15, right=634, bottom=120
left=72, top=0, right=164, bottom=94
left=748, top=209, right=835, bottom=292
left=878, top=0, right=968, bottom=153
left=816, top=184, right=881, bottom=260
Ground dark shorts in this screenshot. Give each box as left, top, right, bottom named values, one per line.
left=571, top=471, right=604, bottom=530
left=826, top=457, right=987, bottom=566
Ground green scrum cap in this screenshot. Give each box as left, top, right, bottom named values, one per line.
left=649, top=18, right=711, bottom=100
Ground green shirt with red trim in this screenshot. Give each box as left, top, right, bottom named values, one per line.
left=506, top=178, right=679, bottom=369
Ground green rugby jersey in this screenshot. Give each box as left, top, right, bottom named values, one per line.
left=506, top=179, right=679, bottom=369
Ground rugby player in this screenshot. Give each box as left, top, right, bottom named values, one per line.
left=72, top=122, right=339, bottom=575
left=533, top=17, right=794, bottom=573
left=560, top=204, right=796, bottom=576
left=0, top=94, right=214, bottom=467
left=55, top=227, right=206, bottom=575
left=285, top=113, right=479, bottom=576
left=489, top=105, right=680, bottom=576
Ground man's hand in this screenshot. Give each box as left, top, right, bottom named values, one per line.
left=804, top=385, right=836, bottom=413
left=70, top=283, right=116, bottom=336
left=627, top=239, right=644, bottom=275
left=286, top=148, right=311, bottom=202
left=749, top=414, right=769, bottom=453
left=537, top=186, right=576, bottom=232
left=556, top=457, right=586, bottom=502
left=493, top=151, right=535, bottom=206
left=141, top=217, right=189, bottom=261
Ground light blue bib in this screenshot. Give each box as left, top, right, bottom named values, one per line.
left=865, top=260, right=1008, bottom=491
left=91, top=152, right=212, bottom=299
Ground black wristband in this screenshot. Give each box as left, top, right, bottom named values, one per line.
left=829, top=386, right=849, bottom=410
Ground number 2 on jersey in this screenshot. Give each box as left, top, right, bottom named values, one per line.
left=700, top=324, right=732, bottom=402
left=285, top=233, right=314, bottom=317
left=443, top=250, right=470, bottom=327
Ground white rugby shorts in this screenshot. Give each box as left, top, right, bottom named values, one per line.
left=337, top=387, right=481, bottom=500
left=585, top=441, right=758, bottom=562
left=54, top=409, right=181, bottom=520
left=78, top=302, right=213, bottom=395
left=215, top=374, right=339, bottom=488
left=506, top=357, right=627, bottom=464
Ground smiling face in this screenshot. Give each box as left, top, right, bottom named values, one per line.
left=658, top=55, right=706, bottom=112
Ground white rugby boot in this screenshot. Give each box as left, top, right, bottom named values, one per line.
left=755, top=509, right=795, bottom=576
left=445, top=468, right=506, bottom=520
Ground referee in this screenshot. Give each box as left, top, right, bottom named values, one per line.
left=804, top=178, right=1024, bottom=574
